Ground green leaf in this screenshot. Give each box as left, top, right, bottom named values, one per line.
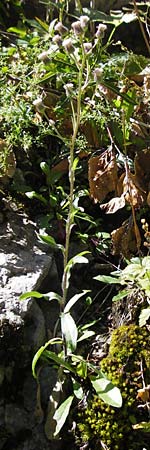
left=39, top=233, right=64, bottom=251
left=94, top=275, right=120, bottom=284
left=25, top=191, right=47, bottom=205
left=139, top=307, right=150, bottom=327
left=64, top=251, right=90, bottom=290
left=7, top=27, right=27, bottom=38
left=20, top=290, right=62, bottom=303
left=112, top=290, right=129, bottom=302
left=76, top=360, right=87, bottom=379
left=61, top=313, right=78, bottom=354
left=53, top=395, right=74, bottom=436
left=65, top=251, right=90, bottom=272
left=77, top=330, right=95, bottom=342
left=91, top=375, right=122, bottom=408
left=35, top=17, right=49, bottom=32
left=20, top=291, right=46, bottom=300
left=81, top=8, right=123, bottom=24
left=72, top=379, right=84, bottom=400
left=32, top=339, right=63, bottom=378
left=102, top=81, right=136, bottom=105
left=33, top=347, right=76, bottom=379
left=64, top=290, right=90, bottom=313
left=132, top=421, right=150, bottom=432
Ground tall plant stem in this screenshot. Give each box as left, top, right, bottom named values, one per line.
left=61, top=51, right=85, bottom=307
left=133, top=0, right=150, bottom=54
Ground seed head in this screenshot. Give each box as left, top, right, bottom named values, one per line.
left=52, top=34, right=62, bottom=46
left=71, top=20, right=83, bottom=36
left=33, top=97, right=45, bottom=112
left=95, top=23, right=107, bottom=39
left=38, top=51, right=50, bottom=62
left=64, top=83, right=74, bottom=97
left=63, top=37, right=74, bottom=53
left=55, top=21, right=68, bottom=35
left=93, top=67, right=103, bottom=82
left=83, top=42, right=92, bottom=54
left=80, top=15, right=89, bottom=29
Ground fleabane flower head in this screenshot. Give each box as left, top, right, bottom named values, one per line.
left=80, top=15, right=89, bottom=29
left=33, top=97, right=45, bottom=112
left=63, top=37, right=74, bottom=53
left=64, top=83, right=74, bottom=97
left=52, top=34, right=62, bottom=46
left=55, top=21, right=68, bottom=35
left=93, top=67, right=103, bottom=83
left=83, top=42, right=92, bottom=54
left=71, top=20, right=83, bottom=36
left=38, top=51, right=50, bottom=62
left=95, top=23, right=107, bottom=39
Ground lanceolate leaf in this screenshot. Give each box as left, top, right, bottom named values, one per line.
left=64, top=290, right=91, bottom=313
left=90, top=375, right=122, bottom=408
left=61, top=313, right=78, bottom=353
left=77, top=330, right=95, bottom=342
left=20, top=290, right=62, bottom=303
left=94, top=275, right=120, bottom=284
left=32, top=338, right=63, bottom=378
left=53, top=395, right=74, bottom=436
left=112, top=289, right=128, bottom=302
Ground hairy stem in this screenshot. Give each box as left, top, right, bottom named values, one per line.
left=61, top=50, right=85, bottom=307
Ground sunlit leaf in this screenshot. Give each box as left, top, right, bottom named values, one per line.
left=32, top=339, right=63, bottom=378
left=94, top=275, right=120, bottom=284
left=139, top=307, right=150, bottom=327
left=53, top=395, right=74, bottom=436
left=91, top=375, right=122, bottom=407
left=112, top=290, right=129, bottom=302
left=76, top=360, right=87, bottom=379
left=132, top=422, right=150, bottom=432
left=39, top=233, right=64, bottom=251
left=25, top=191, right=47, bottom=205
left=72, top=379, right=84, bottom=400
left=61, top=313, right=78, bottom=353
left=77, top=330, right=95, bottom=342
left=20, top=290, right=62, bottom=302
left=7, top=27, right=27, bottom=38
left=64, top=290, right=90, bottom=313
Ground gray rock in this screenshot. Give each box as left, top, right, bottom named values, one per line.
left=0, top=209, right=53, bottom=357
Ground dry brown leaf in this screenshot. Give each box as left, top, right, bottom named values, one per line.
left=117, top=171, right=144, bottom=208
left=100, top=194, right=125, bottom=214
left=111, top=221, right=139, bottom=258
left=88, top=148, right=118, bottom=203
left=137, top=386, right=150, bottom=402
left=135, top=149, right=150, bottom=191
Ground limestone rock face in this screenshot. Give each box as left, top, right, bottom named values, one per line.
left=0, top=208, right=62, bottom=449
left=0, top=210, right=53, bottom=357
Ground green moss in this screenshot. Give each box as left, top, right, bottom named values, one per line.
left=77, top=325, right=150, bottom=450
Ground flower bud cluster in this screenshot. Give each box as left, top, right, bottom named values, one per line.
left=71, top=15, right=89, bottom=36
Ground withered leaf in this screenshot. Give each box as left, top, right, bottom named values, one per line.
left=100, top=194, right=125, bottom=214
left=137, top=386, right=150, bottom=402
left=111, top=221, right=139, bottom=258
left=117, top=171, right=144, bottom=208
left=134, top=149, right=150, bottom=191
left=88, top=148, right=118, bottom=203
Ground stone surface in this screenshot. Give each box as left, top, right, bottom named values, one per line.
left=0, top=207, right=63, bottom=449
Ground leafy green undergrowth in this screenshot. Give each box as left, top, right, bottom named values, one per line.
left=77, top=324, right=150, bottom=450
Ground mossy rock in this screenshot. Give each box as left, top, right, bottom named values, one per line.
left=77, top=324, right=150, bottom=450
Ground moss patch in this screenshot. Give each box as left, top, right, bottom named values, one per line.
left=77, top=324, right=150, bottom=450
